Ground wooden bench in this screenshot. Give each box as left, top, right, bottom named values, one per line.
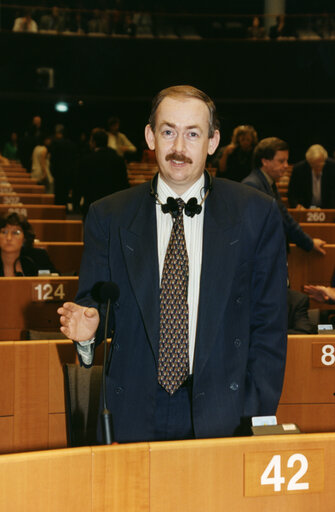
left=0, top=193, right=55, bottom=205
left=1, top=184, right=46, bottom=194
left=288, top=244, right=335, bottom=308
left=35, top=242, right=84, bottom=275
left=127, top=163, right=158, bottom=186
left=0, top=204, right=66, bottom=220
left=0, top=177, right=39, bottom=185
left=288, top=209, right=335, bottom=223
left=0, top=171, right=30, bottom=178
left=277, top=334, right=335, bottom=433
left=0, top=276, right=79, bottom=341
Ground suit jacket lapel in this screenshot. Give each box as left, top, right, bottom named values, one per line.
left=194, top=185, right=243, bottom=379
left=120, top=189, right=160, bottom=363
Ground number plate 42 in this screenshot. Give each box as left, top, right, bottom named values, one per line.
left=244, top=450, right=324, bottom=496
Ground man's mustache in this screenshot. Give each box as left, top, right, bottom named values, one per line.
left=165, top=152, right=193, bottom=164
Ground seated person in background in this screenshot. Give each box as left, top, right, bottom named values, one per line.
left=107, top=116, right=137, bottom=158
left=242, top=137, right=327, bottom=255
left=3, top=132, right=19, bottom=161
left=247, top=16, right=266, bottom=39
left=0, top=213, right=57, bottom=276
left=288, top=144, right=335, bottom=209
left=269, top=14, right=292, bottom=39
left=287, top=289, right=318, bottom=334
left=39, top=6, right=67, bottom=32
left=31, top=135, right=54, bottom=193
left=217, top=125, right=258, bottom=182
left=12, top=9, right=38, bottom=32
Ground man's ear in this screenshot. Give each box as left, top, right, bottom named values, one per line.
left=208, top=129, right=220, bottom=156
left=261, top=158, right=269, bottom=169
left=145, top=124, right=155, bottom=150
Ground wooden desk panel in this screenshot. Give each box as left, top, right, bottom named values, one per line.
left=149, top=434, right=335, bottom=512
left=0, top=448, right=92, bottom=512
left=288, top=244, right=335, bottom=308
left=0, top=342, right=14, bottom=415
left=299, top=223, right=335, bottom=243
left=277, top=404, right=335, bottom=433
left=0, top=277, right=78, bottom=340
left=0, top=340, right=108, bottom=453
left=92, top=444, right=150, bottom=512
left=0, top=193, right=55, bottom=205
left=280, top=335, right=335, bottom=404
left=31, top=220, right=83, bottom=242
left=0, top=204, right=66, bottom=219
left=14, top=341, right=49, bottom=451
left=9, top=184, right=45, bottom=194
left=35, top=242, right=83, bottom=275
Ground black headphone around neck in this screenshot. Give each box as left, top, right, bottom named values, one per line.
left=150, top=170, right=213, bottom=218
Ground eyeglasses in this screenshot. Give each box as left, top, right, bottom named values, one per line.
left=0, top=228, right=23, bottom=237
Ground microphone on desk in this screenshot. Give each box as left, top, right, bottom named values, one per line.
left=92, top=280, right=120, bottom=445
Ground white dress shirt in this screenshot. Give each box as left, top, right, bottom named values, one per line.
left=156, top=174, right=205, bottom=372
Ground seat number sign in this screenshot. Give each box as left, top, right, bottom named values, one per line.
left=312, top=343, right=335, bottom=367
left=244, top=449, right=324, bottom=496
left=32, top=282, right=66, bottom=302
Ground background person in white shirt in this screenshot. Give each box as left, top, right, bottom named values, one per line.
left=107, top=116, right=137, bottom=158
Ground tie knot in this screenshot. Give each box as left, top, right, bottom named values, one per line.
left=176, top=198, right=185, bottom=216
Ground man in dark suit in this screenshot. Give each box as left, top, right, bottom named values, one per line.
left=242, top=137, right=326, bottom=255
left=288, top=144, right=335, bottom=209
left=80, top=128, right=129, bottom=217
left=58, top=86, right=287, bottom=443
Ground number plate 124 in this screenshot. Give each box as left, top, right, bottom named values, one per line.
left=32, top=282, right=66, bottom=302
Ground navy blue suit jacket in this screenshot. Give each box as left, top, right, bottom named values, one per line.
left=76, top=176, right=287, bottom=442
left=242, top=168, right=313, bottom=252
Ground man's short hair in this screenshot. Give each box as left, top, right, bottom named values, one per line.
left=148, top=85, right=220, bottom=138
left=305, top=144, right=328, bottom=162
left=253, top=137, right=289, bottom=168
left=91, top=128, right=108, bottom=148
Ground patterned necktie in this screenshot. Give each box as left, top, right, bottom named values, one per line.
left=158, top=198, right=189, bottom=395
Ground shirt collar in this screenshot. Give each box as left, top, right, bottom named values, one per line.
left=157, top=173, right=205, bottom=204
left=260, top=168, right=274, bottom=187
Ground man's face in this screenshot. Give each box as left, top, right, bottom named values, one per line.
left=109, top=122, right=119, bottom=135
left=309, top=156, right=325, bottom=176
left=261, top=150, right=289, bottom=181
left=238, top=133, right=253, bottom=151
left=145, top=96, right=220, bottom=194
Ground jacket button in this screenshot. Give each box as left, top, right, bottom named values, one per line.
left=230, top=382, right=239, bottom=391
left=234, top=338, right=241, bottom=348
left=235, top=297, right=242, bottom=305
left=115, top=386, right=123, bottom=395
left=114, top=343, right=119, bottom=351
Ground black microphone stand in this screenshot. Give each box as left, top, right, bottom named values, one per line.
left=101, top=297, right=114, bottom=444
